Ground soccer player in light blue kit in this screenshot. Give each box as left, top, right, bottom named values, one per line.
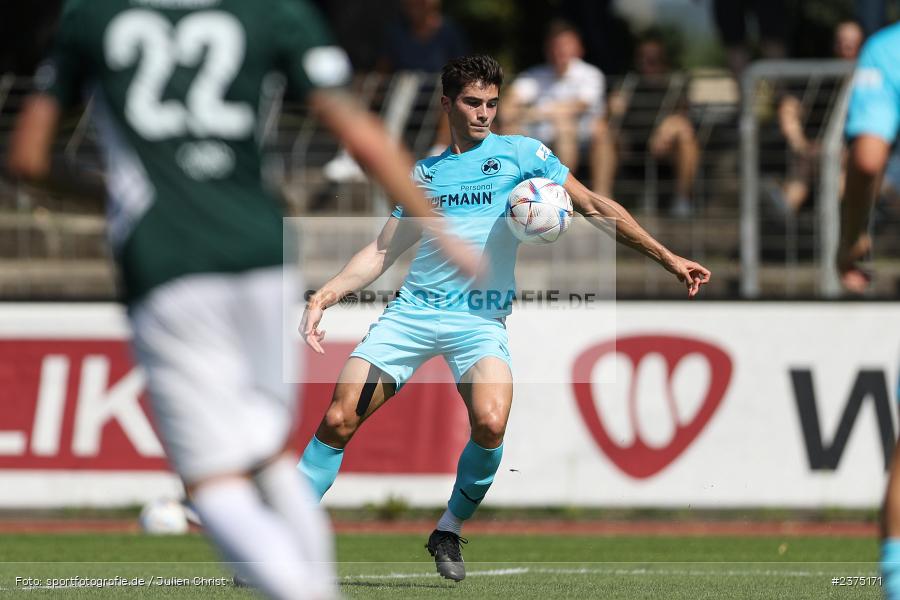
left=298, top=55, right=711, bottom=581
left=838, top=22, right=900, bottom=600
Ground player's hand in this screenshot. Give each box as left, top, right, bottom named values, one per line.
left=667, top=255, right=711, bottom=298
left=299, top=304, right=327, bottom=354
left=837, top=233, right=872, bottom=294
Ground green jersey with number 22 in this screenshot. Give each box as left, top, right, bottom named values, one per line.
left=39, top=0, right=350, bottom=302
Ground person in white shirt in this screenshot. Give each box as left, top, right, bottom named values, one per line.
left=503, top=21, right=612, bottom=193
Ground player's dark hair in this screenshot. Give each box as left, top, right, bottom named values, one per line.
left=441, top=55, right=504, bottom=99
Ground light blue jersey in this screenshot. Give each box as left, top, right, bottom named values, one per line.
left=392, top=133, right=569, bottom=318
left=350, top=133, right=569, bottom=388
left=846, top=23, right=900, bottom=142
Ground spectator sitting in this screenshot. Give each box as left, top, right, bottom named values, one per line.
left=835, top=19, right=866, bottom=60
left=602, top=34, right=700, bottom=217
left=765, top=20, right=863, bottom=217
left=324, top=0, right=466, bottom=184
left=502, top=21, right=611, bottom=193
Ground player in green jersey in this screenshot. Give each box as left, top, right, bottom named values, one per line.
left=8, top=1, right=478, bottom=598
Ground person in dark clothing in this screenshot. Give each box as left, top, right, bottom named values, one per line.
left=712, top=0, right=788, bottom=78
left=379, top=0, right=468, bottom=73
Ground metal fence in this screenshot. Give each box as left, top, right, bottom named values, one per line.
left=0, top=63, right=883, bottom=301
left=739, top=60, right=856, bottom=299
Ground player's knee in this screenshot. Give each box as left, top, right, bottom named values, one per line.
left=321, top=405, right=359, bottom=443
left=472, top=413, right=507, bottom=447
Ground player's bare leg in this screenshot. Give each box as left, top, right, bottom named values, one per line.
left=299, top=357, right=397, bottom=499
left=459, top=357, right=514, bottom=449
left=428, top=357, right=513, bottom=581
left=315, top=357, right=397, bottom=447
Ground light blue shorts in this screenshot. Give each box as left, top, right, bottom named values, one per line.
left=350, top=301, right=512, bottom=389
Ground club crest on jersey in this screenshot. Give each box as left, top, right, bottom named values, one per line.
left=481, top=158, right=501, bottom=175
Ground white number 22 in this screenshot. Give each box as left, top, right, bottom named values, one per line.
left=104, top=10, right=254, bottom=140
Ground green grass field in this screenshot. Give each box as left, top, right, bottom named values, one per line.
left=0, top=532, right=882, bottom=599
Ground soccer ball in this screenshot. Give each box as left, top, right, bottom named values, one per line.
left=506, top=177, right=573, bottom=244
left=139, top=498, right=189, bottom=535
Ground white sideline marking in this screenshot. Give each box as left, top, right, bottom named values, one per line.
left=344, top=567, right=529, bottom=580
left=343, top=566, right=866, bottom=581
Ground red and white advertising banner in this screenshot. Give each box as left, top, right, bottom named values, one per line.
left=0, top=303, right=896, bottom=508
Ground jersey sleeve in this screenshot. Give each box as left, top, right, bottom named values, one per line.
left=273, top=0, right=352, bottom=101
left=34, top=0, right=89, bottom=108
left=516, top=136, right=570, bottom=185
left=393, top=161, right=434, bottom=218
left=845, top=31, right=900, bottom=142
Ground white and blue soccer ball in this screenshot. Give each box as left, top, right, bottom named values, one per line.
left=506, top=177, right=573, bottom=244
left=139, top=498, right=189, bottom=535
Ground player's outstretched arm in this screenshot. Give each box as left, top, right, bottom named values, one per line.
left=837, top=134, right=889, bottom=293
left=300, top=216, right=419, bottom=353
left=563, top=173, right=711, bottom=297
left=308, top=90, right=481, bottom=279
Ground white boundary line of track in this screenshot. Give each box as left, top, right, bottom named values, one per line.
left=342, top=566, right=871, bottom=581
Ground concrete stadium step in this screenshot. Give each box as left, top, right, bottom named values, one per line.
left=0, top=212, right=107, bottom=260
left=10, top=256, right=899, bottom=301
left=0, top=259, right=115, bottom=299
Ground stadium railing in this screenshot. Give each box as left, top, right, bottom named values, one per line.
left=738, top=60, right=855, bottom=299
left=283, top=69, right=747, bottom=299
left=0, top=63, right=882, bottom=300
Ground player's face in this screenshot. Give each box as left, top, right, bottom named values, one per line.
left=444, top=83, right=499, bottom=144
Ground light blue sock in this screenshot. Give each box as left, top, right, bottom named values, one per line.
left=297, top=436, right=344, bottom=501
left=447, top=439, right=503, bottom=520
left=883, top=539, right=900, bottom=600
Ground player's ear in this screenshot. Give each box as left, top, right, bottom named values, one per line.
left=440, top=95, right=452, bottom=114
